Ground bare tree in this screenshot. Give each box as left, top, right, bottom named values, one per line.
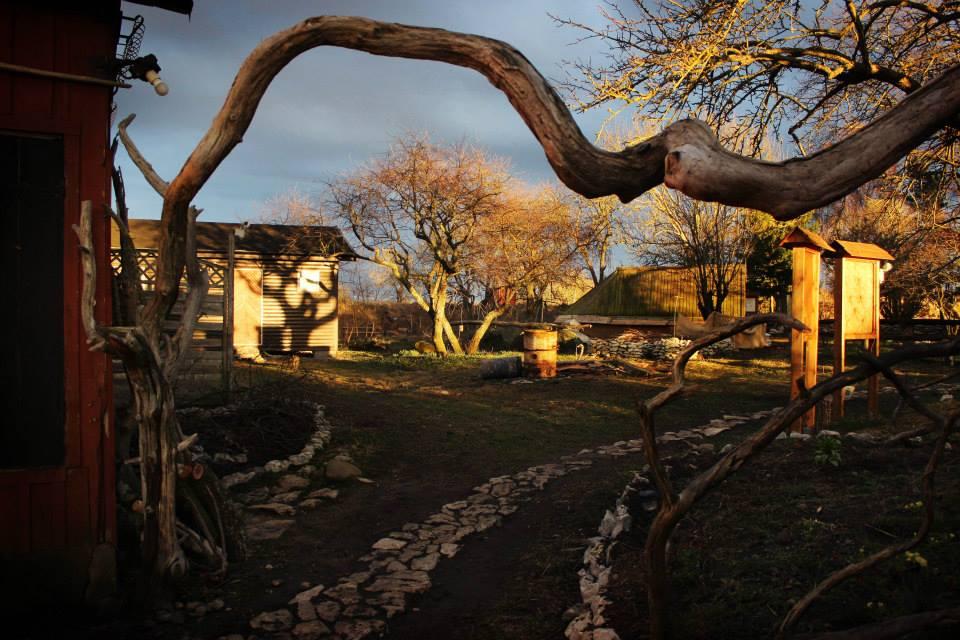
left=71, top=12, right=959, bottom=594
left=456, top=184, right=583, bottom=352
left=569, top=193, right=628, bottom=286
left=631, top=188, right=753, bottom=319
left=557, top=1, right=960, bottom=163
left=329, top=134, right=509, bottom=355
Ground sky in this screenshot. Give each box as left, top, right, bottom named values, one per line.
left=115, top=0, right=629, bottom=225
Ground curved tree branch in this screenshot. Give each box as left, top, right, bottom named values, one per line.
left=152, top=16, right=960, bottom=330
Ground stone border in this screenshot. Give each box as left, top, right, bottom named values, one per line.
left=563, top=409, right=778, bottom=640
left=214, top=401, right=333, bottom=491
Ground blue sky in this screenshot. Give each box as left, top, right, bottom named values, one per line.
left=115, top=1, right=627, bottom=224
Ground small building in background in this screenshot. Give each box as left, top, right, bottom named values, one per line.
left=557, top=265, right=746, bottom=337
left=115, top=219, right=355, bottom=358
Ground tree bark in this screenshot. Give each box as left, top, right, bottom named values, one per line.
left=159, top=15, right=960, bottom=242
left=464, top=306, right=507, bottom=354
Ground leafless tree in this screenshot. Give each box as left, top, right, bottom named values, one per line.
left=631, top=188, right=753, bottom=318
left=329, top=134, right=509, bottom=355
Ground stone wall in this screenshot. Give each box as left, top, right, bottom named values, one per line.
left=589, top=335, right=737, bottom=361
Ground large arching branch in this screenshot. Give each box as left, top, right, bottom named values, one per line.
left=153, top=16, right=960, bottom=325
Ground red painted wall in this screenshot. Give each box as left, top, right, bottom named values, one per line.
left=0, top=2, right=119, bottom=602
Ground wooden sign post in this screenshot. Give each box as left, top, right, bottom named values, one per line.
left=780, top=228, right=832, bottom=432
left=829, top=240, right=894, bottom=421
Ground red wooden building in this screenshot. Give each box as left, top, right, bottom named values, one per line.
left=0, top=0, right=191, bottom=606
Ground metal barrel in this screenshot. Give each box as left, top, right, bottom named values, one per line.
left=522, top=329, right=558, bottom=378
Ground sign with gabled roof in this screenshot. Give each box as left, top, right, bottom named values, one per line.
left=829, top=239, right=895, bottom=261
left=779, top=227, right=832, bottom=252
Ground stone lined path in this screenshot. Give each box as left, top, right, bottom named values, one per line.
left=239, top=407, right=781, bottom=640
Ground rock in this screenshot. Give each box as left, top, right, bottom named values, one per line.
left=246, top=519, right=295, bottom=541
left=298, top=464, right=318, bottom=477
left=817, top=430, right=841, bottom=438
left=277, top=474, right=311, bottom=491
left=272, top=491, right=303, bottom=504
left=356, top=476, right=376, bottom=484
left=372, top=537, right=407, bottom=551
left=364, top=570, right=431, bottom=594
left=208, top=598, right=225, bottom=611
left=324, top=583, right=360, bottom=605
left=314, top=600, right=340, bottom=622
left=296, top=600, right=317, bottom=621
left=299, top=499, right=322, bottom=510
left=288, top=452, right=314, bottom=466
left=439, top=542, right=460, bottom=558
left=490, top=480, right=516, bottom=497
left=265, top=459, right=291, bottom=473
left=221, top=470, right=257, bottom=489
left=289, top=584, right=326, bottom=604
left=789, top=432, right=812, bottom=440
left=249, top=503, right=296, bottom=517
left=701, top=426, right=731, bottom=437
left=292, top=620, right=331, bottom=639
left=236, top=487, right=271, bottom=504
left=325, top=458, right=362, bottom=481
left=335, top=619, right=384, bottom=640
left=411, top=552, right=440, bottom=571
left=250, top=609, right=294, bottom=632
left=593, top=629, right=621, bottom=640
left=720, top=444, right=734, bottom=454
left=306, top=488, right=340, bottom=500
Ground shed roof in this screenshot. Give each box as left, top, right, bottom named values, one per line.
left=116, top=219, right=356, bottom=258
left=780, top=226, right=832, bottom=252
left=830, top=239, right=895, bottom=261
left=563, top=265, right=746, bottom=319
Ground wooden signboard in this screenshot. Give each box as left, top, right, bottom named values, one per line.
left=830, top=240, right=894, bottom=420
left=780, top=228, right=831, bottom=432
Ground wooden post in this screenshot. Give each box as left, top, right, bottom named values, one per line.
left=832, top=258, right=847, bottom=421
left=222, top=231, right=235, bottom=400
left=780, top=228, right=830, bottom=432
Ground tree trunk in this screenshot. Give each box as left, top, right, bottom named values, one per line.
left=465, top=306, right=507, bottom=354
left=122, top=335, right=185, bottom=594
left=442, top=315, right=464, bottom=355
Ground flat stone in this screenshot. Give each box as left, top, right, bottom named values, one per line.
left=249, top=503, right=296, bottom=517
left=386, top=560, right=408, bottom=572
left=306, top=488, right=340, bottom=500
left=271, top=491, right=303, bottom=504
left=323, top=583, right=360, bottom=605
left=289, top=584, right=326, bottom=604
left=325, top=458, right=362, bottom=481
left=296, top=600, right=317, bottom=621
left=314, top=600, right=341, bottom=622
left=475, top=514, right=500, bottom=531
left=365, top=570, right=431, bottom=594
left=299, top=499, right=322, bottom=510
left=250, top=609, right=294, bottom=632
left=367, top=591, right=406, bottom=618
left=277, top=474, right=311, bottom=491
left=439, top=542, right=460, bottom=558
left=265, top=459, right=291, bottom=473
left=701, top=426, right=731, bottom=437
left=490, top=480, right=516, bottom=497
left=343, top=605, right=377, bottom=617
left=442, top=500, right=468, bottom=511
left=246, top=519, right=295, bottom=541
left=372, top=537, right=407, bottom=551
left=410, top=552, right=439, bottom=571
left=335, top=619, right=383, bottom=640
left=292, top=620, right=330, bottom=639
left=221, top=470, right=257, bottom=489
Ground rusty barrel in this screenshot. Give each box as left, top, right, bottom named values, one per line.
left=522, top=328, right=558, bottom=378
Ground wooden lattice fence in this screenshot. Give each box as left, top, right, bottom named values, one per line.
left=110, top=248, right=234, bottom=397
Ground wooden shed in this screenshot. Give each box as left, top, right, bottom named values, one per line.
left=0, top=0, right=192, bottom=607
left=557, top=265, right=747, bottom=337
left=117, top=219, right=355, bottom=357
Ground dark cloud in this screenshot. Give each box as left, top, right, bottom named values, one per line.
left=116, top=1, right=615, bottom=223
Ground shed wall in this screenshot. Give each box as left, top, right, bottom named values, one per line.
left=0, top=2, right=118, bottom=603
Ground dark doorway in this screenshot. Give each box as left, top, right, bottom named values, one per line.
left=0, top=132, right=65, bottom=469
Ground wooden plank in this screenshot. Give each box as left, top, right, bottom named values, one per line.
left=833, top=259, right=846, bottom=421
left=223, top=233, right=235, bottom=396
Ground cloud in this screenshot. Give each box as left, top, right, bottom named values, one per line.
left=117, top=0, right=615, bottom=221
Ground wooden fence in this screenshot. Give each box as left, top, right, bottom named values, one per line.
left=110, top=249, right=234, bottom=397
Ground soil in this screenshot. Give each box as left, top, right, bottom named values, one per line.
left=32, top=345, right=960, bottom=640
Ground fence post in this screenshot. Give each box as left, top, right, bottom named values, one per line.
left=222, top=232, right=235, bottom=401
